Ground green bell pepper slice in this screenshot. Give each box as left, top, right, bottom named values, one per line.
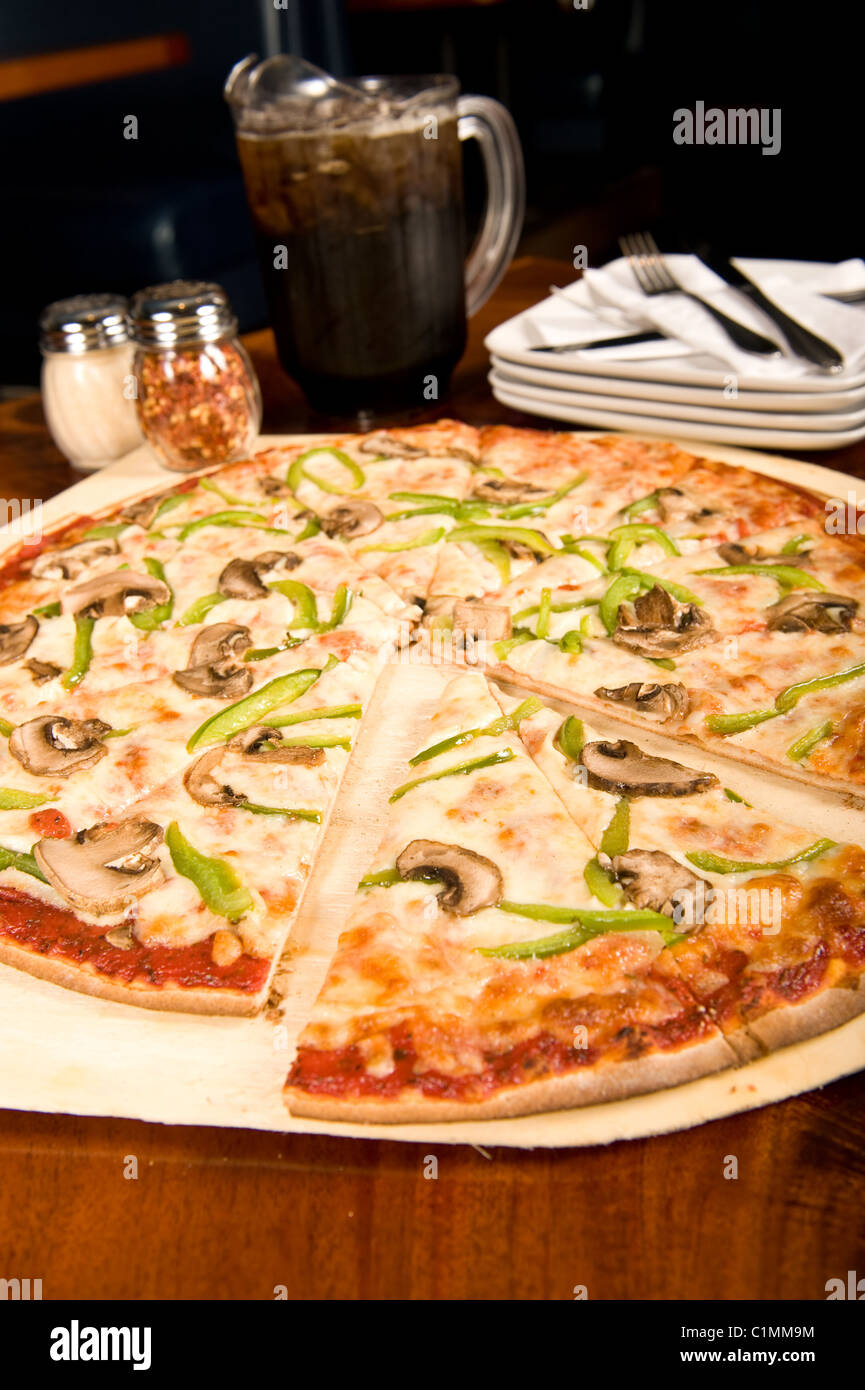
left=61, top=614, right=95, bottom=690
left=187, top=657, right=337, bottom=751
left=695, top=563, right=823, bottom=591
left=389, top=748, right=515, bottom=803
left=787, top=720, right=834, bottom=762
left=0, top=789, right=55, bottom=810
left=555, top=716, right=585, bottom=761
left=493, top=629, right=534, bottom=662
left=32, top=601, right=61, bottom=618
left=239, top=803, right=322, bottom=822
left=445, top=523, right=557, bottom=557
left=409, top=698, right=541, bottom=766
left=600, top=798, right=630, bottom=857
left=128, top=557, right=173, bottom=631
left=268, top=703, right=362, bottom=728
left=535, top=588, right=553, bottom=640
left=165, top=822, right=253, bottom=921
left=268, top=579, right=319, bottom=630
left=686, top=838, right=836, bottom=876
left=287, top=447, right=365, bottom=495
left=178, top=592, right=227, bottom=627
left=0, top=845, right=48, bottom=882
left=781, top=534, right=814, bottom=555
left=357, top=527, right=445, bottom=555
left=496, top=472, right=587, bottom=520
left=606, top=524, right=680, bottom=572
left=583, top=856, right=623, bottom=907
left=0, top=717, right=14, bottom=738
left=599, top=574, right=643, bottom=634
left=707, top=660, right=865, bottom=735
left=479, top=904, right=679, bottom=958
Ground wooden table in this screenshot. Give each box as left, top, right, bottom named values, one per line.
left=1, top=257, right=864, bottom=1301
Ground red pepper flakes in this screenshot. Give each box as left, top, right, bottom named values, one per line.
left=134, top=340, right=261, bottom=471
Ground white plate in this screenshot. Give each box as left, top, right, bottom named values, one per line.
left=490, top=373, right=865, bottom=449
left=489, top=363, right=865, bottom=432
left=489, top=352, right=865, bottom=415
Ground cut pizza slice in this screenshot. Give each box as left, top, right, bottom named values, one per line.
left=0, top=648, right=379, bottom=1012
left=508, top=700, right=865, bottom=1058
left=284, top=672, right=739, bottom=1122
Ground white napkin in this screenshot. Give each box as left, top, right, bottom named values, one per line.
left=577, top=255, right=865, bottom=380
left=519, top=287, right=693, bottom=362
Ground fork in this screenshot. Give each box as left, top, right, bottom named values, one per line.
left=619, top=232, right=781, bottom=356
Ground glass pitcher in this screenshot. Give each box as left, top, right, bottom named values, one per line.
left=225, top=56, right=525, bottom=415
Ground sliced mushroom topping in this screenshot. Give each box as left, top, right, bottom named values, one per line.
left=172, top=623, right=253, bottom=700
left=452, top=600, right=512, bottom=642
left=579, top=740, right=718, bottom=797
left=613, top=585, right=716, bottom=657
left=259, top=476, right=292, bottom=496
left=104, top=924, right=137, bottom=950
left=470, top=476, right=546, bottom=504
left=9, top=715, right=112, bottom=777
left=0, top=615, right=38, bottom=664
left=766, top=591, right=858, bottom=634
left=68, top=568, right=170, bottom=619
left=717, top=541, right=813, bottom=567
left=23, top=658, right=61, bottom=685
left=319, top=501, right=383, bottom=539
left=358, top=434, right=425, bottom=457
left=594, top=681, right=689, bottom=720
left=118, top=492, right=173, bottom=528
left=183, top=747, right=246, bottom=807
left=229, top=725, right=325, bottom=765
left=217, top=551, right=301, bottom=600
left=396, top=840, right=503, bottom=916
left=31, top=537, right=119, bottom=582
left=34, top=819, right=164, bottom=916
left=654, top=487, right=717, bottom=524
left=599, top=848, right=711, bottom=924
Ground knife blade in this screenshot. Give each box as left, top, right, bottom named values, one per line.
left=530, top=330, right=665, bottom=354
left=706, top=258, right=845, bottom=372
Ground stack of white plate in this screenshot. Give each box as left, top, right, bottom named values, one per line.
left=485, top=262, right=865, bottom=450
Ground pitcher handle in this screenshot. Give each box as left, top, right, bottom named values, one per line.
left=458, top=95, right=526, bottom=317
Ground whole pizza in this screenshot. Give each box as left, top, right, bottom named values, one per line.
left=1, top=420, right=864, bottom=1122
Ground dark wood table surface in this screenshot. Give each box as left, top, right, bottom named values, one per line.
left=1, top=257, right=864, bottom=1301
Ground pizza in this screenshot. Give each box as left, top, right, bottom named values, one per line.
left=0, top=420, right=864, bottom=1124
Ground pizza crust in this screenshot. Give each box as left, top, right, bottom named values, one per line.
left=743, top=983, right=865, bottom=1053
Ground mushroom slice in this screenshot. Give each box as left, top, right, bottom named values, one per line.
left=34, top=820, right=164, bottom=916
left=31, top=537, right=120, bottom=582
left=358, top=434, right=425, bottom=457
left=470, top=476, right=546, bottom=505
left=217, top=551, right=301, bottom=600
left=319, top=501, right=383, bottom=539
left=23, top=657, right=61, bottom=685
left=229, top=725, right=325, bottom=766
left=579, top=740, right=718, bottom=797
left=594, top=681, right=689, bottom=720
left=653, top=487, right=716, bottom=524
left=69, top=568, right=170, bottom=619
left=183, top=747, right=247, bottom=807
left=600, top=848, right=711, bottom=924
left=452, top=600, right=512, bottom=642
left=396, top=840, right=503, bottom=916
left=0, top=615, right=38, bottom=665
left=259, top=476, right=292, bottom=496
left=172, top=624, right=253, bottom=700
left=187, top=623, right=252, bottom=668
left=118, top=493, right=173, bottom=528
left=9, top=716, right=112, bottom=777
left=613, top=584, right=716, bottom=657
left=104, top=924, right=136, bottom=950
left=766, top=591, right=858, bottom=634
left=717, top=541, right=813, bottom=568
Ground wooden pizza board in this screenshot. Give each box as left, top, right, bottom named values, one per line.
left=0, top=432, right=862, bottom=1148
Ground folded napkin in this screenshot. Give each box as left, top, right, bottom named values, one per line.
left=575, top=255, right=865, bottom=379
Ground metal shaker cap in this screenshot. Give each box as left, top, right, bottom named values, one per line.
left=40, top=293, right=131, bottom=353
left=129, top=281, right=238, bottom=347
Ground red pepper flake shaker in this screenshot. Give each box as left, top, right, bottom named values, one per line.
left=130, top=280, right=262, bottom=472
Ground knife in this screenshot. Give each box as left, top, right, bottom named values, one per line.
left=706, top=258, right=845, bottom=372
left=530, top=330, right=665, bottom=353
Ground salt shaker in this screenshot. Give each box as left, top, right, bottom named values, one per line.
left=39, top=294, right=143, bottom=471
left=130, top=281, right=262, bottom=472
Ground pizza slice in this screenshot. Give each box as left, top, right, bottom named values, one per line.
left=284, top=672, right=738, bottom=1122
left=509, top=701, right=865, bottom=1057
left=0, top=648, right=378, bottom=1012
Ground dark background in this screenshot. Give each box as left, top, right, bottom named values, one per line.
left=1, top=0, right=860, bottom=386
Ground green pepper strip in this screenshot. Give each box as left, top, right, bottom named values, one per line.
left=268, top=703, right=362, bottom=728
left=0, top=788, right=55, bottom=809
left=694, top=563, right=823, bottom=591
left=61, top=615, right=95, bottom=690
left=687, top=838, right=836, bottom=875
left=649, top=657, right=677, bottom=671
left=535, top=588, right=553, bottom=640
left=410, top=697, right=541, bottom=766
left=32, top=601, right=61, bottom=618
left=165, top=822, right=253, bottom=921
left=287, top=447, right=365, bottom=495
left=357, top=527, right=445, bottom=555
left=600, top=798, right=630, bottom=857
left=128, top=557, right=173, bottom=631
left=243, top=638, right=305, bottom=663
left=583, top=857, right=622, bottom=907
left=446, top=523, right=557, bottom=557
left=555, top=716, right=584, bottom=761
left=389, top=749, right=515, bottom=803
left=571, top=546, right=607, bottom=573
left=294, top=515, right=322, bottom=543
left=606, top=524, right=680, bottom=572
left=321, top=584, right=353, bottom=631
left=621, top=490, right=662, bottom=518
left=174, top=510, right=293, bottom=542
left=83, top=522, right=130, bottom=541
left=622, top=569, right=703, bottom=605
left=706, top=660, right=865, bottom=735
left=474, top=538, right=511, bottom=585
left=239, top=803, right=322, bottom=822
left=599, top=573, right=643, bottom=634
left=512, top=598, right=597, bottom=624
left=787, top=720, right=834, bottom=763
left=187, top=657, right=337, bottom=751
left=199, top=478, right=256, bottom=507
left=358, top=867, right=402, bottom=889
left=178, top=592, right=227, bottom=627
left=0, top=845, right=48, bottom=882
left=497, top=472, right=587, bottom=519
left=268, top=579, right=319, bottom=630
left=479, top=905, right=679, bottom=959
left=781, top=534, right=814, bottom=555
left=493, top=629, right=534, bottom=661
left=559, top=630, right=582, bottom=654
left=723, top=788, right=750, bottom=805
left=0, top=717, right=14, bottom=738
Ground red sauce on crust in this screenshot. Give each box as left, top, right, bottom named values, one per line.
left=29, top=809, right=72, bottom=839
left=0, top=886, right=268, bottom=994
